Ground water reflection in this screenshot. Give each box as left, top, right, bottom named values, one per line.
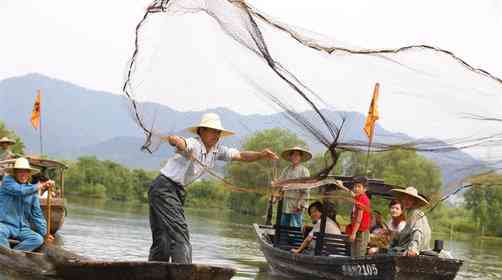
left=46, top=197, right=502, bottom=279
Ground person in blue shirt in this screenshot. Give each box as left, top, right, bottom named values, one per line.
left=0, top=158, right=54, bottom=252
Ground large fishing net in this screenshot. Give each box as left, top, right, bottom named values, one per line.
left=123, top=0, right=502, bottom=192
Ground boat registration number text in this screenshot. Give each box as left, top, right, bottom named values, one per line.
left=342, top=264, right=378, bottom=277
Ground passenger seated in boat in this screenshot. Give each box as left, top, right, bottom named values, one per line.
left=277, top=147, right=311, bottom=228
left=368, top=200, right=406, bottom=255
left=388, top=187, right=431, bottom=256
left=0, top=158, right=55, bottom=252
left=370, top=211, right=385, bottom=235
left=291, top=201, right=341, bottom=255
left=31, top=173, right=56, bottom=198
left=0, top=136, right=16, bottom=181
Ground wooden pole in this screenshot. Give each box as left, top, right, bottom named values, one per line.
left=39, top=115, right=44, bottom=156
left=266, top=162, right=278, bottom=225
left=274, top=197, right=284, bottom=247
left=364, top=139, right=372, bottom=175
left=46, top=186, right=52, bottom=239
left=314, top=203, right=328, bottom=256
left=60, top=170, right=65, bottom=199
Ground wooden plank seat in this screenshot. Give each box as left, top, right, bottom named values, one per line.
left=314, top=232, right=351, bottom=257
left=274, top=225, right=305, bottom=250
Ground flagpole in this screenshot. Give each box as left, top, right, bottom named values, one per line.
left=39, top=109, right=43, bottom=156
left=364, top=138, right=372, bottom=175
left=363, top=83, right=380, bottom=175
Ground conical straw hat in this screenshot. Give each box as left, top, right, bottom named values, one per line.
left=281, top=146, right=312, bottom=162
left=390, top=186, right=430, bottom=208
left=0, top=137, right=15, bottom=145
left=187, top=113, right=235, bottom=137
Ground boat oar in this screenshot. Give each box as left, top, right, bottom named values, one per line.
left=45, top=182, right=52, bottom=241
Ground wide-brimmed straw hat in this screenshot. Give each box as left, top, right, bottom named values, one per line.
left=281, top=146, right=312, bottom=162
left=0, top=137, right=15, bottom=145
left=187, top=113, right=235, bottom=137
left=390, top=186, right=430, bottom=208
left=6, top=157, right=39, bottom=175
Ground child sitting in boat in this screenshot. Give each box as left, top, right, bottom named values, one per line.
left=291, top=201, right=341, bottom=255
left=0, top=158, right=54, bottom=252
left=277, top=147, right=311, bottom=228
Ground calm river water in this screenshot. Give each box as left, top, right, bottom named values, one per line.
left=10, top=197, right=502, bottom=279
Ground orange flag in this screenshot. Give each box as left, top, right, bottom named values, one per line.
left=31, top=90, right=42, bottom=129
left=363, top=83, right=380, bottom=142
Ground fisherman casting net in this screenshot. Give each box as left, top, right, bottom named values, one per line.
left=123, top=0, right=502, bottom=190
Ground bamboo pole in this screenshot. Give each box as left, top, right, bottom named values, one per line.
left=46, top=186, right=52, bottom=240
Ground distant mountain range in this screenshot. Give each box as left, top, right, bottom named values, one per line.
left=0, top=73, right=483, bottom=186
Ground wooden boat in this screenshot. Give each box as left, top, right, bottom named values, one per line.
left=55, top=261, right=235, bottom=280
left=255, top=176, right=464, bottom=280
left=1, top=156, right=68, bottom=234
left=2, top=241, right=235, bottom=280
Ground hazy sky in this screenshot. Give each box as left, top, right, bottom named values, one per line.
left=1, top=0, right=502, bottom=142
left=2, top=0, right=500, bottom=94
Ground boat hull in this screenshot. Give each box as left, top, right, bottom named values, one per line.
left=0, top=244, right=235, bottom=280
left=254, top=224, right=463, bottom=280
left=55, top=261, right=235, bottom=280
left=40, top=198, right=65, bottom=234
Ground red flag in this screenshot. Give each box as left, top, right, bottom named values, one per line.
left=31, top=90, right=41, bottom=129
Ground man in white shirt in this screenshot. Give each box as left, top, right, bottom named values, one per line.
left=149, top=113, right=279, bottom=264
left=291, top=201, right=341, bottom=255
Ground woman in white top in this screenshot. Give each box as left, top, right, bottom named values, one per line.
left=387, top=200, right=406, bottom=236
left=149, top=113, right=278, bottom=264
left=368, top=199, right=406, bottom=255
left=291, top=201, right=341, bottom=255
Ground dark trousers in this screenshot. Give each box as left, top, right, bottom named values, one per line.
left=148, top=175, right=192, bottom=263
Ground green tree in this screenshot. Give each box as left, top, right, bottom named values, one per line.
left=0, top=121, right=25, bottom=154
left=64, top=156, right=156, bottom=202
left=465, top=173, right=502, bottom=236
left=226, top=128, right=308, bottom=215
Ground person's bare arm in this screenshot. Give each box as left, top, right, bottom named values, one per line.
left=350, top=210, right=363, bottom=242
left=291, top=236, right=313, bottom=255
left=161, top=135, right=187, bottom=151
left=232, top=149, right=278, bottom=162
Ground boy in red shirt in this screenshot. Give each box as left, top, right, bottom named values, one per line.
left=337, top=176, right=371, bottom=257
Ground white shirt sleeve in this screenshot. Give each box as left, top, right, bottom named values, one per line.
left=184, top=137, right=198, bottom=153
left=309, top=222, right=320, bottom=238
left=397, top=221, right=406, bottom=232
left=216, top=145, right=240, bottom=162
left=303, top=166, right=310, bottom=177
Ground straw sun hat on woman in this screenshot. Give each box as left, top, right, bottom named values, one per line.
left=390, top=186, right=430, bottom=208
